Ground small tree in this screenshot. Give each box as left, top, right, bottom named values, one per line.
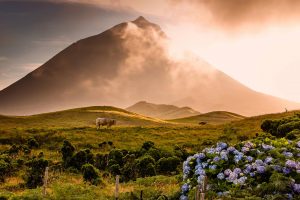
left=135, top=155, right=156, bottom=177
left=157, top=156, right=180, bottom=174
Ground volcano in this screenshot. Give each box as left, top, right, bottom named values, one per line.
left=0, top=16, right=299, bottom=116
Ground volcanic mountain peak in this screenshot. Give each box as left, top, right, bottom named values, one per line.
left=0, top=17, right=299, bottom=116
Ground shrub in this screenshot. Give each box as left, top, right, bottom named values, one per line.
left=61, top=140, right=75, bottom=167
left=277, top=121, right=300, bottom=137
left=109, top=164, right=121, bottom=176
left=25, top=157, right=48, bottom=188
left=95, top=153, right=108, bottom=170
left=81, top=163, right=100, bottom=185
left=108, top=149, right=123, bottom=166
left=145, top=148, right=162, bottom=161
left=286, top=129, right=300, bottom=140
left=135, top=155, right=156, bottom=177
left=142, top=141, right=155, bottom=151
left=157, top=156, right=180, bottom=174
left=70, top=149, right=94, bottom=170
left=0, top=159, right=10, bottom=182
left=27, top=138, right=39, bottom=149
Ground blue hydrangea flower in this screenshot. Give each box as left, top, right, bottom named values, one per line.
left=286, top=160, right=297, bottom=169
left=180, top=195, right=188, bottom=200
left=246, top=156, right=254, bottom=162
left=255, top=159, right=264, bottom=166
left=283, top=151, right=293, bottom=157
left=213, top=156, right=221, bottom=163
left=292, top=183, right=300, bottom=193
left=233, top=168, right=242, bottom=175
left=217, top=172, right=225, bottom=180
left=272, top=165, right=282, bottom=172
left=209, top=164, right=217, bottom=170
left=197, top=175, right=206, bottom=184
left=250, top=172, right=255, bottom=177
left=236, top=176, right=247, bottom=185
left=262, top=144, right=274, bottom=151
left=227, top=146, right=236, bottom=153
left=202, top=162, right=208, bottom=168
left=217, top=142, right=228, bottom=150
left=283, top=167, right=291, bottom=175
left=181, top=183, right=189, bottom=193
left=257, top=166, right=266, bottom=174
left=264, top=156, right=273, bottom=164
left=220, top=151, right=228, bottom=161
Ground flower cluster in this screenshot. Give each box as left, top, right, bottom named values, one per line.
left=180, top=138, right=300, bottom=199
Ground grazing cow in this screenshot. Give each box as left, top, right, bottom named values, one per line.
left=96, top=118, right=116, bottom=129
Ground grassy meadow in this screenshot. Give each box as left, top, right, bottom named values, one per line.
left=0, top=106, right=299, bottom=199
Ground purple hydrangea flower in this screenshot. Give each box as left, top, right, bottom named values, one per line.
left=224, top=169, right=232, bottom=176
left=244, top=141, right=255, bottom=149
left=272, top=165, right=282, bottom=172
left=250, top=172, right=255, bottom=177
left=297, top=141, right=300, bottom=148
left=227, top=172, right=238, bottom=182
left=237, top=176, right=247, bottom=185
left=242, top=147, right=250, bottom=153
left=197, top=175, right=206, bottom=184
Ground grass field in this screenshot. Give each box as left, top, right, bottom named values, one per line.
left=0, top=106, right=299, bottom=199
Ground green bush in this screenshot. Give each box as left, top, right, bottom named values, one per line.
left=81, top=163, right=100, bottom=185
left=95, top=153, right=108, bottom=170
left=108, top=149, right=123, bottom=166
left=142, top=141, right=155, bottom=151
left=0, top=159, right=10, bottom=182
left=277, top=121, right=300, bottom=137
left=27, top=138, right=39, bottom=149
left=109, top=164, right=121, bottom=176
left=157, top=156, right=180, bottom=174
left=25, top=157, right=48, bottom=189
left=145, top=148, right=162, bottom=161
left=61, top=140, right=75, bottom=167
left=286, top=129, right=300, bottom=140
left=70, top=149, right=94, bottom=170
left=135, top=155, right=156, bottom=177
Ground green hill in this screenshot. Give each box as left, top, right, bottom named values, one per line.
left=170, top=111, right=245, bottom=125
left=126, top=101, right=200, bottom=119
left=0, top=106, right=171, bottom=129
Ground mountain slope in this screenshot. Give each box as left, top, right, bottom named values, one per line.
left=170, top=111, right=245, bottom=125
left=0, top=16, right=299, bottom=116
left=126, top=101, right=200, bottom=119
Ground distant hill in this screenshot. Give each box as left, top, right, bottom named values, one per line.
left=126, top=101, right=200, bottom=119
left=170, top=111, right=245, bottom=125
left=0, top=106, right=171, bottom=129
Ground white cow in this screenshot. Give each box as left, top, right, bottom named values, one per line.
left=96, top=118, right=116, bottom=129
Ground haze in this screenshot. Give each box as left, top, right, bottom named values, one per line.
left=1, top=0, right=300, bottom=103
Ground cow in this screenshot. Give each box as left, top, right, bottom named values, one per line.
left=96, top=118, right=116, bottom=129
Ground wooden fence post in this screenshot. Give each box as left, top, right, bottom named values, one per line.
left=140, top=190, right=143, bottom=200
left=115, top=175, right=119, bottom=200
left=42, top=167, right=49, bottom=197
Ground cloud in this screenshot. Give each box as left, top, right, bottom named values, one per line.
left=170, top=0, right=300, bottom=31
left=0, top=57, right=8, bottom=62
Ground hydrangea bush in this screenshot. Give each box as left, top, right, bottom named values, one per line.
left=180, top=137, right=300, bottom=199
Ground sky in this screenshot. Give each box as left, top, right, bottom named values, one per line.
left=1, top=0, right=300, bottom=103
